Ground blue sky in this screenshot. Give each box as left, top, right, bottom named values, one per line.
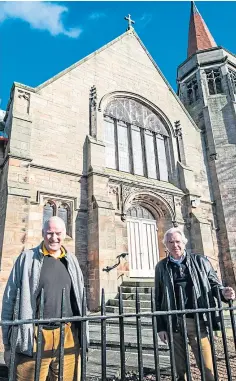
left=0, top=1, right=236, bottom=110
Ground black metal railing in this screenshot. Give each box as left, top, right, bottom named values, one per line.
left=102, top=253, right=128, bottom=272
left=0, top=286, right=235, bottom=381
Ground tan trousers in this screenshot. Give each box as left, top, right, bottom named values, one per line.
left=173, top=318, right=214, bottom=381
left=15, top=323, right=81, bottom=381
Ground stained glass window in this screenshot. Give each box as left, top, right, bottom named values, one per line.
left=104, top=118, right=116, bottom=169
left=132, top=126, right=144, bottom=176
left=117, top=122, right=130, bottom=172
left=104, top=98, right=170, bottom=182
left=156, top=136, right=168, bottom=181
left=105, top=98, right=169, bottom=136
left=145, top=131, right=157, bottom=179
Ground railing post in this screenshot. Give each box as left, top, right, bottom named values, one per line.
left=192, top=288, right=206, bottom=381
left=151, top=287, right=161, bottom=381
left=216, top=287, right=232, bottom=381
left=228, top=299, right=236, bottom=351
left=81, top=288, right=87, bottom=381
left=8, top=288, right=20, bottom=381
left=118, top=286, right=126, bottom=380
left=58, top=288, right=66, bottom=381
left=166, top=286, right=177, bottom=381
left=136, top=287, right=143, bottom=381
left=101, top=288, right=107, bottom=381
left=205, top=288, right=218, bottom=381
left=179, top=287, right=192, bottom=381
left=34, top=289, right=44, bottom=381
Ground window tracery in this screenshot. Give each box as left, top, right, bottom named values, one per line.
left=205, top=68, right=223, bottom=95
left=104, top=98, right=170, bottom=182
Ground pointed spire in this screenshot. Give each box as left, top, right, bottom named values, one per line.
left=187, top=1, right=217, bottom=57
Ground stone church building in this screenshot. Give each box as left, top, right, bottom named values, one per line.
left=0, top=2, right=236, bottom=317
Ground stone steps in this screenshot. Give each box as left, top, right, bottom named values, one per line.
left=106, top=306, right=151, bottom=314
left=108, top=298, right=151, bottom=309
left=121, top=281, right=155, bottom=287
left=120, top=292, right=152, bottom=301
left=121, top=286, right=154, bottom=294
left=89, top=320, right=169, bottom=352
left=106, top=280, right=154, bottom=314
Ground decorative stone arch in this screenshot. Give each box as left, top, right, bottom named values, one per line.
left=123, top=191, right=174, bottom=261
left=98, top=90, right=175, bottom=137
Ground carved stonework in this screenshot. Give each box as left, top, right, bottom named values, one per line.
left=174, top=120, right=186, bottom=165
left=121, top=213, right=127, bottom=222
left=121, top=184, right=175, bottom=220
left=89, top=85, right=97, bottom=138
left=172, top=220, right=179, bottom=227
left=184, top=218, right=192, bottom=230
left=174, top=196, right=183, bottom=209
left=174, top=120, right=182, bottom=137
left=108, top=184, right=120, bottom=209
left=209, top=153, right=218, bottom=161
left=108, top=184, right=119, bottom=195
left=17, top=89, right=30, bottom=114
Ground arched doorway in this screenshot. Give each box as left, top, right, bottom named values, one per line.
left=127, top=205, right=159, bottom=277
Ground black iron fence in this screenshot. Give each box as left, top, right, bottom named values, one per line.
left=0, top=286, right=236, bottom=381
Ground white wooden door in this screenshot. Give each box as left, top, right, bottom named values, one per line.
left=127, top=218, right=159, bottom=277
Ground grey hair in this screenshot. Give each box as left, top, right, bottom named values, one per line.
left=42, top=216, right=66, bottom=234
left=163, top=227, right=188, bottom=247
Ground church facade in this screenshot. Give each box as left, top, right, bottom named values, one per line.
left=0, top=3, right=236, bottom=314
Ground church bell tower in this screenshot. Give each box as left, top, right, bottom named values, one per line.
left=177, top=2, right=236, bottom=287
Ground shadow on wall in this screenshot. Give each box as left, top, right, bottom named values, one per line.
left=222, top=103, right=236, bottom=145
left=75, top=139, right=89, bottom=286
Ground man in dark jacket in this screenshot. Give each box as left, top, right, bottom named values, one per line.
left=2, top=216, right=88, bottom=381
left=155, top=227, right=235, bottom=381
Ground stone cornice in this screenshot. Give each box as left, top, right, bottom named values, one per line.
left=30, top=162, right=82, bottom=177
left=0, top=154, right=84, bottom=178
left=88, top=167, right=184, bottom=197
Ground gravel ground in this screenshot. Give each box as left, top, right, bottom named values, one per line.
left=0, top=337, right=235, bottom=380
left=87, top=337, right=236, bottom=381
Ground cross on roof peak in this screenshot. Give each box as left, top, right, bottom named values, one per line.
left=124, top=14, right=135, bottom=31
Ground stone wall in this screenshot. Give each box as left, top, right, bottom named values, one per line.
left=0, top=30, right=219, bottom=319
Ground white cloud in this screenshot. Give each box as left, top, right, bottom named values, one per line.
left=89, top=12, right=106, bottom=21
left=0, top=2, right=82, bottom=38
left=139, top=13, right=152, bottom=29
left=0, top=109, right=5, bottom=122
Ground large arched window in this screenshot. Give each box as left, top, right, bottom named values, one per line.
left=104, top=98, right=170, bottom=181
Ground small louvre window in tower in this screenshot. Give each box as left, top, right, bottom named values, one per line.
left=206, top=68, right=223, bottom=95
left=229, top=70, right=236, bottom=94
left=186, top=75, right=199, bottom=104
left=58, top=203, right=71, bottom=236
left=43, top=201, right=55, bottom=226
